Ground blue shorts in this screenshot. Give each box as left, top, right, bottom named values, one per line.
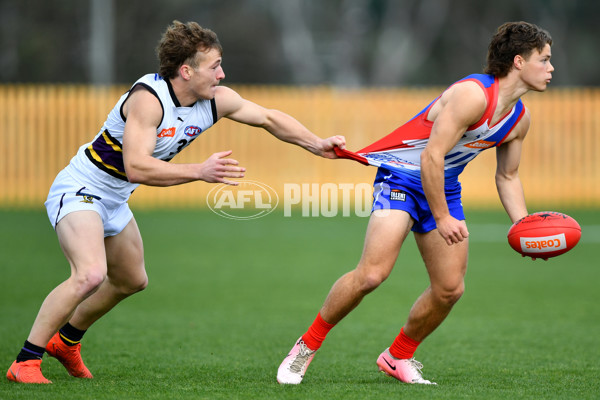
left=371, top=168, right=465, bottom=233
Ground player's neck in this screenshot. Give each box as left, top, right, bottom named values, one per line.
left=169, top=77, right=198, bottom=107
left=496, top=74, right=528, bottom=113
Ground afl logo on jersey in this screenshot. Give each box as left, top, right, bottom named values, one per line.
left=184, top=125, right=202, bottom=137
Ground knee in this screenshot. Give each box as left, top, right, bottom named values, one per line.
left=129, top=274, right=148, bottom=294
left=433, top=282, right=465, bottom=307
left=72, top=268, right=106, bottom=298
left=356, top=265, right=390, bottom=294
left=115, top=271, right=148, bottom=296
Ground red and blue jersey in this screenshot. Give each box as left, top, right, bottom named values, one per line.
left=337, top=74, right=525, bottom=189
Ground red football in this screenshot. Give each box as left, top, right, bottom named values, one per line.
left=507, top=212, right=581, bottom=259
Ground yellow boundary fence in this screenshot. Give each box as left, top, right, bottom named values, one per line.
left=1, top=84, right=599, bottom=210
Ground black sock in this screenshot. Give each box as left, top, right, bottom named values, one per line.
left=58, top=322, right=87, bottom=346
left=16, top=341, right=45, bottom=362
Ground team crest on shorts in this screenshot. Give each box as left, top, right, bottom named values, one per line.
left=76, top=188, right=101, bottom=204
left=390, top=189, right=406, bottom=201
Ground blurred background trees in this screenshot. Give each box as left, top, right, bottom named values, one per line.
left=0, top=0, right=598, bottom=86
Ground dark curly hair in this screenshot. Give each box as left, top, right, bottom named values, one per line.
left=484, top=22, right=552, bottom=78
left=156, top=21, right=223, bottom=79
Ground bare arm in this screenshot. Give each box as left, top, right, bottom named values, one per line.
left=214, top=86, right=345, bottom=158
left=495, top=109, right=530, bottom=223
left=122, top=87, right=245, bottom=186
left=420, top=82, right=487, bottom=245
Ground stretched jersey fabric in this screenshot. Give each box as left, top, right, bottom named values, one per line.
left=68, top=73, right=218, bottom=201
left=335, top=74, right=525, bottom=188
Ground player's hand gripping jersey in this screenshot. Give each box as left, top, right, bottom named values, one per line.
left=335, top=74, right=525, bottom=189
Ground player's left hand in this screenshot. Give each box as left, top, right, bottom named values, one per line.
left=318, top=135, right=346, bottom=159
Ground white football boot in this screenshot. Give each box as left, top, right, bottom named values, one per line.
left=277, top=337, right=317, bottom=384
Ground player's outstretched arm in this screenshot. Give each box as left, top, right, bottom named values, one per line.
left=215, top=86, right=346, bottom=158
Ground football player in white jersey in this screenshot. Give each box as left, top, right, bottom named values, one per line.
left=277, top=21, right=553, bottom=385
left=7, top=20, right=345, bottom=384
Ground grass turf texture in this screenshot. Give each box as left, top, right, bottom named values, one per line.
left=0, top=208, right=599, bottom=400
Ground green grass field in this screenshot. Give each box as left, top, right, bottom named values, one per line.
left=1, top=208, right=599, bottom=400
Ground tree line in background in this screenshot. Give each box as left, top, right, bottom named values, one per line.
left=0, top=0, right=598, bottom=86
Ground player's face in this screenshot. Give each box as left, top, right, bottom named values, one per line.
left=189, top=48, right=226, bottom=100
left=521, top=43, right=554, bottom=92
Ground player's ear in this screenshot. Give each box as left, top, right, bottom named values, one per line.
left=180, top=64, right=193, bottom=81
left=513, top=54, right=525, bottom=71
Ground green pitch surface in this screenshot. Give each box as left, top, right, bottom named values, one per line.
left=1, top=209, right=599, bottom=399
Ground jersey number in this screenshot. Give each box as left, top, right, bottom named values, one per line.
left=164, top=139, right=190, bottom=162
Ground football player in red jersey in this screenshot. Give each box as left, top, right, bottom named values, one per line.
left=278, top=21, right=553, bottom=385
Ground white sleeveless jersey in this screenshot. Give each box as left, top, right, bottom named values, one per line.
left=68, top=73, right=217, bottom=200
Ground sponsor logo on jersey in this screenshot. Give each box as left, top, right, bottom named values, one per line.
left=465, top=140, right=495, bottom=149
left=184, top=125, right=202, bottom=137
left=157, top=127, right=176, bottom=138
left=520, top=234, right=567, bottom=253
left=390, top=189, right=406, bottom=201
